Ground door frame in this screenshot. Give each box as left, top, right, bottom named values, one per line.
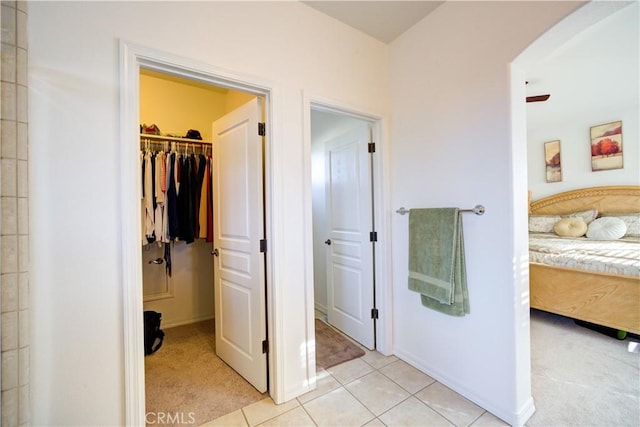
left=324, top=123, right=376, bottom=349
left=507, top=4, right=632, bottom=424
left=119, top=41, right=277, bottom=426
left=304, top=94, right=392, bottom=355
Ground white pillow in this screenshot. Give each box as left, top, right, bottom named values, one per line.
left=586, top=217, right=627, bottom=240
left=601, top=213, right=640, bottom=237
left=554, top=217, right=587, bottom=237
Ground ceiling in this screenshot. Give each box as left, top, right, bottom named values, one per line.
left=525, top=3, right=637, bottom=132
left=301, top=1, right=444, bottom=43
left=302, top=1, right=637, bottom=135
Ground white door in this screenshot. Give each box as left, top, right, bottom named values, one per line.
left=212, top=98, right=267, bottom=392
left=325, top=124, right=375, bottom=349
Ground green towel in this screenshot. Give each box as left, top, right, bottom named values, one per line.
left=408, top=208, right=469, bottom=316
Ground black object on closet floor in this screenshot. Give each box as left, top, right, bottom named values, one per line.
left=144, top=310, right=165, bottom=355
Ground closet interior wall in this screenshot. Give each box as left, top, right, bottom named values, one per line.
left=139, top=69, right=255, bottom=328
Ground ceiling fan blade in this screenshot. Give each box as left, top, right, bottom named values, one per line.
left=526, top=94, right=550, bottom=103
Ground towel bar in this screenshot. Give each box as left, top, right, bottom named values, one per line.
left=396, top=205, right=485, bottom=216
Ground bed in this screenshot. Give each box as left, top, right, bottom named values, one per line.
left=528, top=185, right=640, bottom=335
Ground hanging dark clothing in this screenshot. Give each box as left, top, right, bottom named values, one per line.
left=141, top=154, right=145, bottom=198
left=178, top=155, right=196, bottom=243
left=164, top=242, right=172, bottom=277
left=193, top=154, right=207, bottom=237
left=141, top=145, right=214, bottom=249
left=150, top=153, right=157, bottom=211
left=167, top=153, right=180, bottom=240
left=206, top=156, right=214, bottom=243
left=140, top=145, right=212, bottom=281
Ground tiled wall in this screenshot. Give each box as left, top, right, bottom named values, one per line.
left=1, top=1, right=29, bottom=425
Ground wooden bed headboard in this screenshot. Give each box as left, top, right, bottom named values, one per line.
left=529, top=185, right=640, bottom=215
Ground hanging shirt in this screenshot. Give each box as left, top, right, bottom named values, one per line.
left=141, top=152, right=147, bottom=245
left=167, top=152, right=180, bottom=241
left=154, top=151, right=166, bottom=242
left=178, top=155, right=196, bottom=243
left=143, top=151, right=155, bottom=241
left=193, top=154, right=207, bottom=238
left=161, top=153, right=171, bottom=243
left=198, top=157, right=209, bottom=239
left=161, top=151, right=167, bottom=193
left=155, top=151, right=166, bottom=204
left=174, top=153, right=181, bottom=194
left=206, top=156, right=214, bottom=243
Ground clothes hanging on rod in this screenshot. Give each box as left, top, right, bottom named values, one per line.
left=199, top=159, right=212, bottom=240
left=140, top=137, right=213, bottom=276
left=140, top=133, right=213, bottom=153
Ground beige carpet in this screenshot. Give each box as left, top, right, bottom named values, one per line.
left=144, top=320, right=266, bottom=427
left=145, top=318, right=366, bottom=426
left=315, top=319, right=365, bottom=369
left=528, top=309, right=640, bottom=426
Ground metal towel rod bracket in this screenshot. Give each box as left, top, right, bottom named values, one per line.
left=396, top=204, right=485, bottom=216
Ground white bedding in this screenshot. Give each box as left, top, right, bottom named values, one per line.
left=529, top=232, right=640, bottom=277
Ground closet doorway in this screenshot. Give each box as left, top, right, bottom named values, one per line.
left=139, top=68, right=269, bottom=422
left=310, top=106, right=378, bottom=350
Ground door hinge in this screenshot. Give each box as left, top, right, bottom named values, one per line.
left=262, top=339, right=269, bottom=353
left=258, top=122, right=266, bottom=136
left=371, top=308, right=379, bottom=319
left=260, top=239, right=267, bottom=253
left=368, top=142, right=375, bottom=153
left=369, top=231, right=377, bottom=242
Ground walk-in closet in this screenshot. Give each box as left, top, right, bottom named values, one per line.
left=139, top=69, right=266, bottom=425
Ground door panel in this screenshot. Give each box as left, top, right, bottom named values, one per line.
left=325, top=124, right=375, bottom=349
left=212, top=98, right=266, bottom=392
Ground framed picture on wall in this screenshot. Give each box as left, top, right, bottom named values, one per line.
left=544, top=140, right=562, bottom=183
left=590, top=121, right=623, bottom=171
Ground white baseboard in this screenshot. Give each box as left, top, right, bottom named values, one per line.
left=162, top=315, right=215, bottom=329
left=314, top=303, right=327, bottom=315
left=393, top=348, right=534, bottom=426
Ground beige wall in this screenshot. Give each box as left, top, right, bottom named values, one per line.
left=388, top=1, right=583, bottom=423
left=224, top=90, right=256, bottom=116
left=526, top=3, right=639, bottom=198
left=140, top=69, right=256, bottom=140
left=28, top=1, right=390, bottom=420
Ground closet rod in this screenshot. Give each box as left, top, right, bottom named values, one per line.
left=140, top=133, right=212, bottom=146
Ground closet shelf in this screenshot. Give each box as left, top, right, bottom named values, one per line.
left=140, top=133, right=212, bottom=145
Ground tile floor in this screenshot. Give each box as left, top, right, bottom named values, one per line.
left=202, top=348, right=508, bottom=427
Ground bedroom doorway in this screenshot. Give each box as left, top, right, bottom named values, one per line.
left=510, top=2, right=637, bottom=424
